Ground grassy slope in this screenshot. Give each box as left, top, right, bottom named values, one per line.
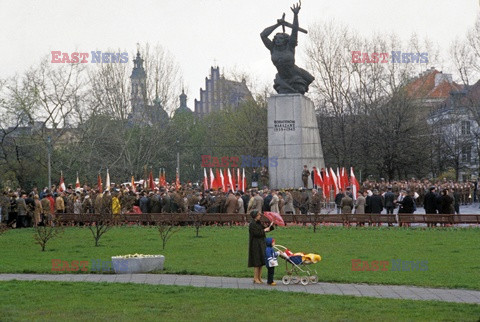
left=0, top=281, right=479, bottom=321
left=0, top=226, right=479, bottom=289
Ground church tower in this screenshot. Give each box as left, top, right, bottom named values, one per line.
left=173, top=89, right=193, bottom=117
left=130, top=50, right=147, bottom=122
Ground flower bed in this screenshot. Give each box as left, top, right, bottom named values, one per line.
left=111, top=254, right=165, bottom=274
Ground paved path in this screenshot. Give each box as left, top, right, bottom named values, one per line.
left=1, top=273, right=479, bottom=304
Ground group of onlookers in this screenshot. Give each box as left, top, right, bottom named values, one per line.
left=0, top=177, right=472, bottom=228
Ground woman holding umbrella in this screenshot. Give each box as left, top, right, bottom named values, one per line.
left=248, top=210, right=274, bottom=284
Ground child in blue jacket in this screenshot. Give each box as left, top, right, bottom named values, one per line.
left=265, top=237, right=280, bottom=286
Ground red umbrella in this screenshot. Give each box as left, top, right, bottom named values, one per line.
left=263, top=212, right=286, bottom=226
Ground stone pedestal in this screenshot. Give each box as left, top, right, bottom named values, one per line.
left=268, top=94, right=325, bottom=189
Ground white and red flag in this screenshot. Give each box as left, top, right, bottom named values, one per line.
left=203, top=168, right=209, bottom=190
left=242, top=168, right=247, bottom=191
left=75, top=172, right=80, bottom=189
left=59, top=171, right=66, bottom=192
left=350, top=167, right=360, bottom=200
left=97, top=172, right=103, bottom=193
left=219, top=169, right=226, bottom=191
left=231, top=168, right=237, bottom=192
left=106, top=169, right=111, bottom=191
left=314, top=168, right=324, bottom=198
left=227, top=168, right=235, bottom=191
left=336, top=167, right=342, bottom=190
left=210, top=168, right=215, bottom=189
left=175, top=169, right=180, bottom=189
left=330, top=168, right=340, bottom=195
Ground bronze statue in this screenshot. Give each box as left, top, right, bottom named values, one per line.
left=260, top=1, right=314, bottom=95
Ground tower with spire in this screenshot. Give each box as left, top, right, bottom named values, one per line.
left=128, top=47, right=169, bottom=127
left=130, top=49, right=147, bottom=119
left=173, top=89, right=193, bottom=118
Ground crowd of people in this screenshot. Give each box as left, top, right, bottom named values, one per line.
left=0, top=176, right=476, bottom=228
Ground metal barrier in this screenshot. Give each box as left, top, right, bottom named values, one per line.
left=55, top=213, right=480, bottom=226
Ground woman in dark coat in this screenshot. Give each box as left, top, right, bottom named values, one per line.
left=248, top=210, right=273, bottom=284
left=439, top=189, right=454, bottom=214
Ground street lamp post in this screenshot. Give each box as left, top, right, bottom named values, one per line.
left=47, top=136, right=52, bottom=189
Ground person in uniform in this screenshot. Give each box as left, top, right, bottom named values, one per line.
left=301, top=165, right=310, bottom=188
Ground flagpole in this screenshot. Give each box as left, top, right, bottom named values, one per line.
left=177, top=152, right=180, bottom=178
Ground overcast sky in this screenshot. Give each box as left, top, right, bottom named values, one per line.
left=1, top=0, right=478, bottom=109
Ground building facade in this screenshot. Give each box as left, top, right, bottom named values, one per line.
left=194, top=67, right=253, bottom=117
left=428, top=81, right=480, bottom=181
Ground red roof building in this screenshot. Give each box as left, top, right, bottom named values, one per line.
left=405, top=67, right=463, bottom=108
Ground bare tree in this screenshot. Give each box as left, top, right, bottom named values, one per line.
left=142, top=43, right=183, bottom=115
left=33, top=219, right=64, bottom=251
left=88, top=52, right=131, bottom=120
left=306, top=20, right=440, bottom=179
left=158, top=221, right=180, bottom=250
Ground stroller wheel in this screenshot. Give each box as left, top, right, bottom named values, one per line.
left=300, top=276, right=309, bottom=285
left=282, top=275, right=291, bottom=285
left=310, top=275, right=318, bottom=284
left=292, top=276, right=300, bottom=284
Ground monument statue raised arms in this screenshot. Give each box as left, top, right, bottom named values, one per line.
left=260, top=1, right=315, bottom=95
left=262, top=2, right=325, bottom=189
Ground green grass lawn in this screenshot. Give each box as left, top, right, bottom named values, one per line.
left=0, top=226, right=479, bottom=290
left=1, top=281, right=479, bottom=321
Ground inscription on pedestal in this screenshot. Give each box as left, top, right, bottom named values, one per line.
left=274, top=120, right=296, bottom=132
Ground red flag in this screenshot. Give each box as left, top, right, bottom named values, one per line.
left=350, top=167, right=360, bottom=200
left=323, top=168, right=330, bottom=201
left=75, top=172, right=80, bottom=189
left=149, top=171, right=155, bottom=190
left=341, top=167, right=348, bottom=191
left=97, top=173, right=103, bottom=193
left=237, top=168, right=242, bottom=191
left=214, top=169, right=222, bottom=190
left=160, top=169, right=166, bottom=187
left=59, top=171, right=66, bottom=192
left=312, top=167, right=319, bottom=186
left=203, top=168, right=209, bottom=190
